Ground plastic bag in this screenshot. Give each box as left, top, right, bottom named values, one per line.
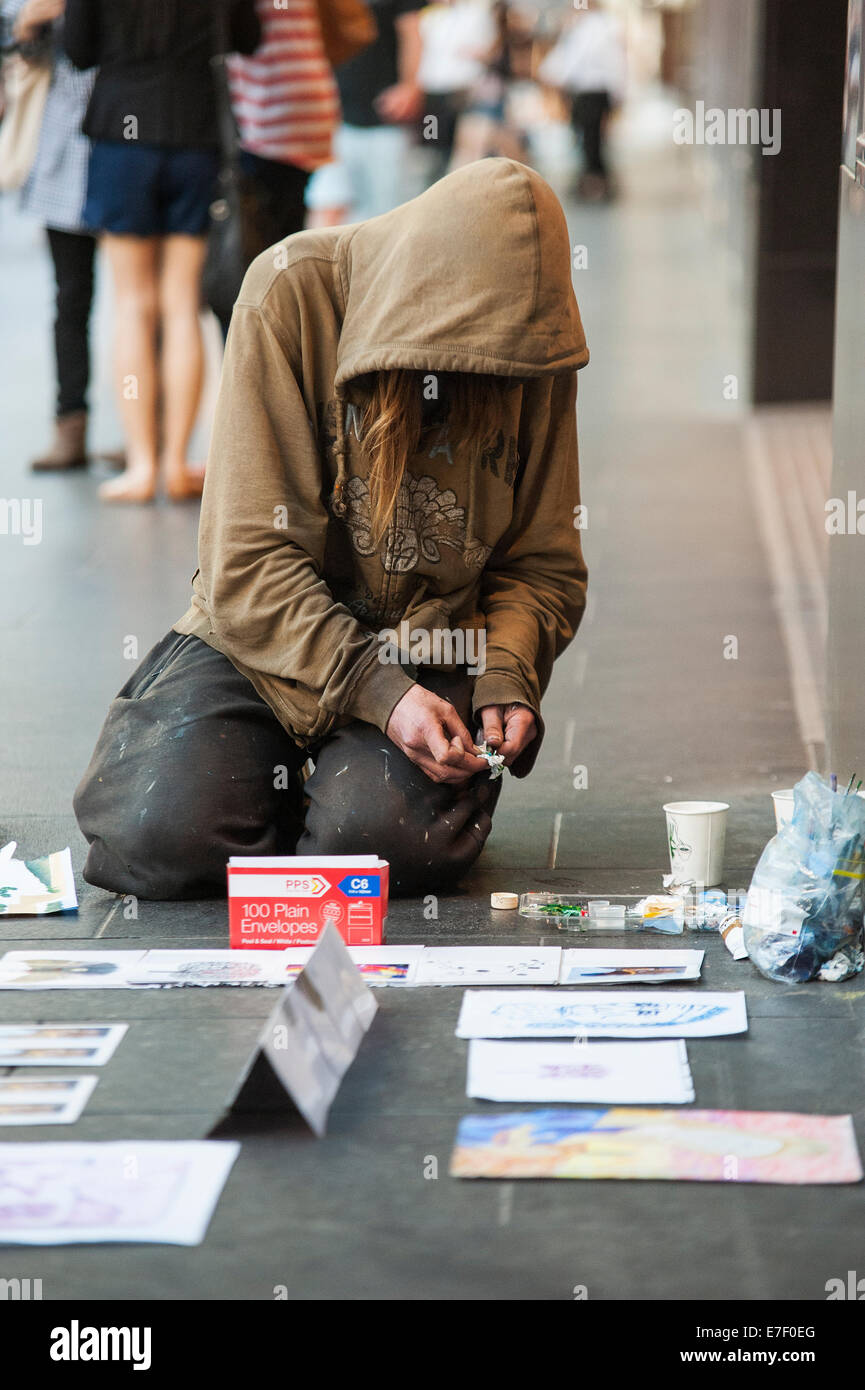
left=742, top=772, right=865, bottom=982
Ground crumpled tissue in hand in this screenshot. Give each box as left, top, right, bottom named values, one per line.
left=473, top=742, right=505, bottom=780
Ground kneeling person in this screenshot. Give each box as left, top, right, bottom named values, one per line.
left=74, top=159, right=589, bottom=898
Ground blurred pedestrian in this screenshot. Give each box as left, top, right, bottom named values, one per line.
left=538, top=0, right=625, bottom=200
left=305, top=0, right=424, bottom=226
left=64, top=0, right=260, bottom=503
left=215, top=0, right=341, bottom=336
left=416, top=0, right=496, bottom=176
left=0, top=0, right=99, bottom=471
left=449, top=0, right=525, bottom=167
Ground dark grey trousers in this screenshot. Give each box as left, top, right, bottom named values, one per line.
left=73, top=632, right=502, bottom=900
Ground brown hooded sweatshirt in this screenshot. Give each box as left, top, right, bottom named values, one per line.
left=174, top=158, right=589, bottom=774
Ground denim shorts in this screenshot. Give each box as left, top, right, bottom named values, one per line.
left=83, top=141, right=219, bottom=236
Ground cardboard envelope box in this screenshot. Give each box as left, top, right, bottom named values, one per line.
left=228, top=856, right=389, bottom=949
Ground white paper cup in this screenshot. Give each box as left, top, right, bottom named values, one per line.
left=771, top=789, right=795, bottom=832
left=663, top=800, right=729, bottom=887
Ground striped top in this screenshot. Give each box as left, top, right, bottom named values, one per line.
left=226, top=0, right=339, bottom=172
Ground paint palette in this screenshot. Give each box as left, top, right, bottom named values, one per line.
left=519, top=893, right=685, bottom=935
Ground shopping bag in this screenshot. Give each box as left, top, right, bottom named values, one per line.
left=0, top=52, right=51, bottom=193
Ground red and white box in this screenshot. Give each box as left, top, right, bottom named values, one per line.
left=227, top=855, right=389, bottom=950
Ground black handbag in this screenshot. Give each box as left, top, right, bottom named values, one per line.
left=201, top=2, right=255, bottom=328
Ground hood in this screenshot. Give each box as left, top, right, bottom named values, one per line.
left=333, top=158, right=589, bottom=392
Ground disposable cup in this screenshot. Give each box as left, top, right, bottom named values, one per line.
left=663, top=800, right=729, bottom=887
left=771, top=789, right=795, bottom=832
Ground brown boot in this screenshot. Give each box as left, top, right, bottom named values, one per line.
left=31, top=411, right=88, bottom=471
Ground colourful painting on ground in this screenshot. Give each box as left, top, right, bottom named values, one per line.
left=281, top=946, right=423, bottom=986
left=283, top=960, right=412, bottom=983
left=356, top=962, right=412, bottom=982
left=450, top=1108, right=863, bottom=1184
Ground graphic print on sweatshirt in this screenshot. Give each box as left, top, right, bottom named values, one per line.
left=316, top=398, right=518, bottom=576
left=341, top=473, right=492, bottom=575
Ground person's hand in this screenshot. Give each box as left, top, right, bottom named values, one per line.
left=386, top=684, right=488, bottom=785
left=15, top=0, right=64, bottom=41
left=374, top=81, right=424, bottom=124
left=477, top=702, right=538, bottom=767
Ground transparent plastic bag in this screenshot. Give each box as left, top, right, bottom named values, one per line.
left=742, top=772, right=865, bottom=982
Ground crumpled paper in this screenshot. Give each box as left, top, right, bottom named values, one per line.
left=473, top=742, right=505, bottom=780
left=817, top=944, right=864, bottom=982
left=0, top=843, right=78, bottom=916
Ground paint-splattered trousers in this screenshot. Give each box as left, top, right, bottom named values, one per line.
left=73, top=631, right=502, bottom=900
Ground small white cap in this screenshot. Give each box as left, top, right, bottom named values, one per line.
left=490, top=891, right=519, bottom=910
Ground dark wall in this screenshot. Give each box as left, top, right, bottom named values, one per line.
left=752, top=0, right=848, bottom=402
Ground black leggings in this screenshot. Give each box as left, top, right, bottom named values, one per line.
left=571, top=91, right=612, bottom=178
left=47, top=228, right=96, bottom=417
left=216, top=154, right=310, bottom=338
left=74, top=632, right=502, bottom=900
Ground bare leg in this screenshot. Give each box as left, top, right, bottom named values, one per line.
left=99, top=234, right=159, bottom=502
left=158, top=234, right=208, bottom=500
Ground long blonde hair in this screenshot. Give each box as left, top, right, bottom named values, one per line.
left=356, top=369, right=521, bottom=545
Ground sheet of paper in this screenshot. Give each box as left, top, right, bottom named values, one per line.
left=413, top=946, right=562, bottom=986
left=451, top=1108, right=863, bottom=1183
left=281, top=946, right=425, bottom=986
left=127, top=950, right=294, bottom=988
left=0, top=1140, right=240, bottom=1244
left=0, top=951, right=149, bottom=990
left=455, top=989, right=748, bottom=1039
left=466, top=1039, right=695, bottom=1104
left=0, top=1076, right=97, bottom=1126
left=230, top=924, right=378, bottom=1137
left=558, top=949, right=704, bottom=985
left=0, top=1024, right=128, bottom=1066
left=0, top=843, right=77, bottom=915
